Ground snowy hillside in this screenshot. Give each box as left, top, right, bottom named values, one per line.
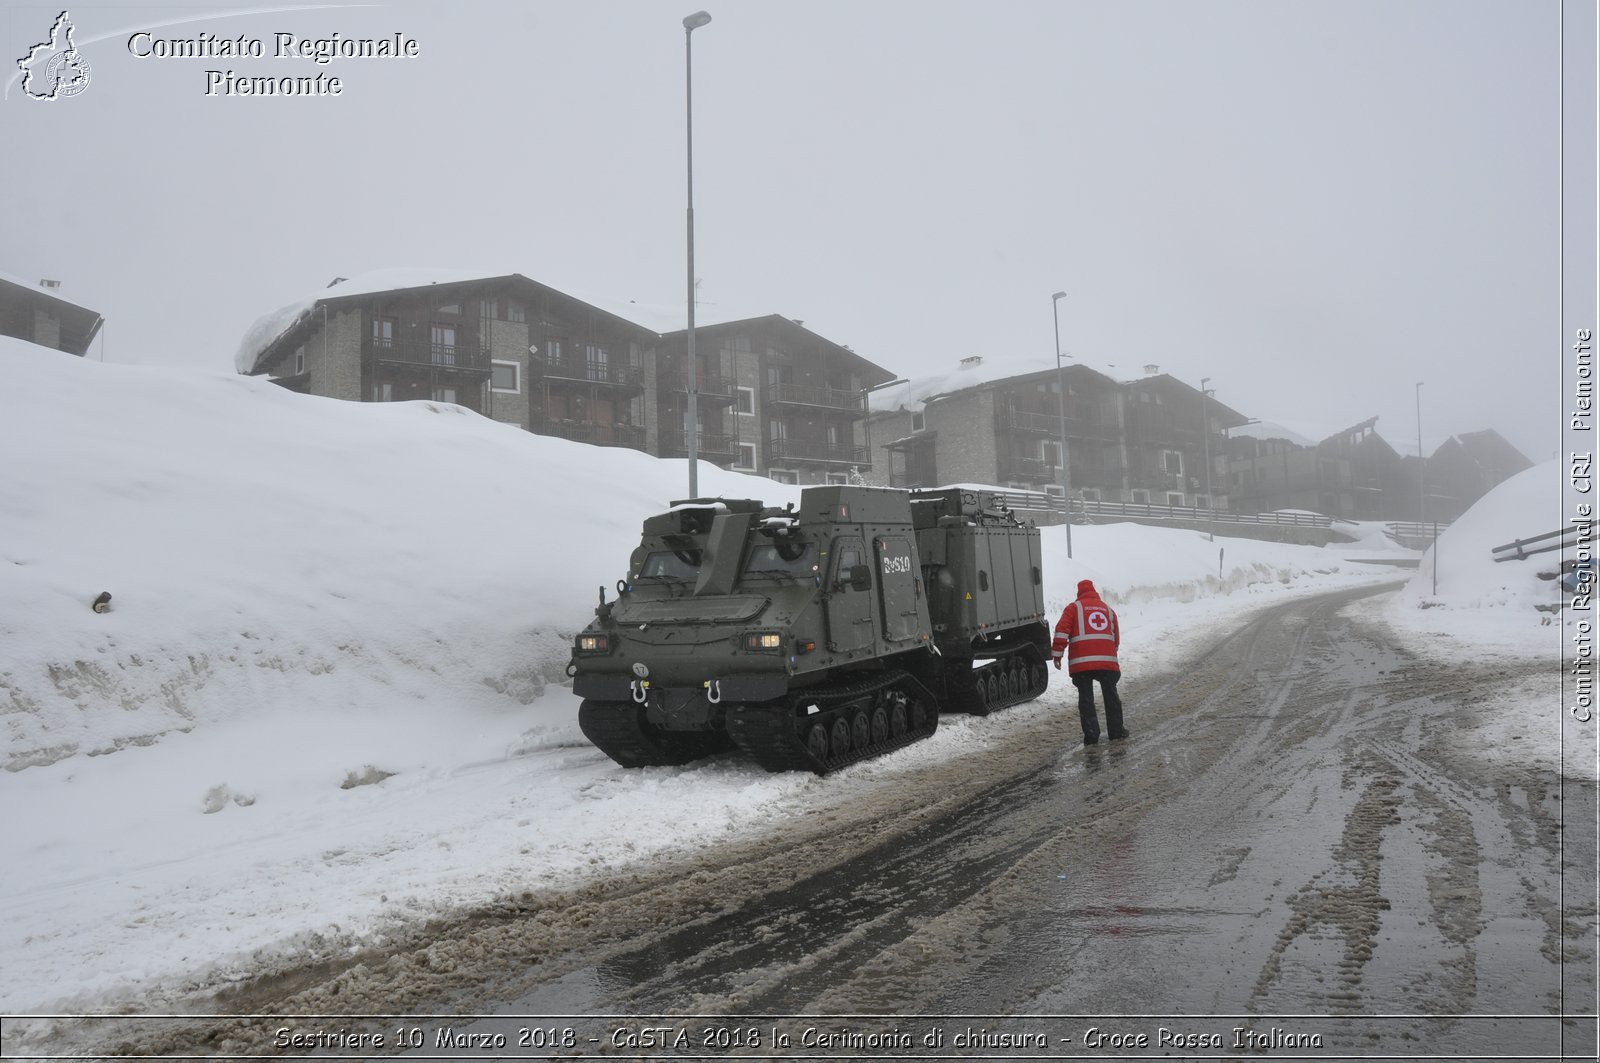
left=0, top=337, right=1558, bottom=1013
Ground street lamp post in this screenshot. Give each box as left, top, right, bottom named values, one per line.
left=1200, top=376, right=1214, bottom=542
left=1415, top=381, right=1424, bottom=524
left=1051, top=291, right=1072, bottom=558
left=683, top=10, right=711, bottom=498
left=1417, top=380, right=1436, bottom=594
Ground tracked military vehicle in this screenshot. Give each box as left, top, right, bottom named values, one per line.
left=569, top=485, right=1050, bottom=774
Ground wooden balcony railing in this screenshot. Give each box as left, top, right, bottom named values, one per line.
left=763, top=383, right=866, bottom=413
left=372, top=339, right=491, bottom=373
left=766, top=438, right=869, bottom=465
left=541, top=358, right=644, bottom=387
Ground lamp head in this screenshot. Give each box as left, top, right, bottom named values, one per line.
left=683, top=10, right=712, bottom=29
left=1051, top=290, right=1067, bottom=301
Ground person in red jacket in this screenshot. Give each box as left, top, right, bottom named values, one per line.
left=1051, top=579, right=1128, bottom=746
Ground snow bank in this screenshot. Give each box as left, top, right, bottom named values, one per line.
left=1376, top=460, right=1565, bottom=660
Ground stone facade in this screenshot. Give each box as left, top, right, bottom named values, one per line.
left=306, top=309, right=363, bottom=402
left=484, top=316, right=532, bottom=429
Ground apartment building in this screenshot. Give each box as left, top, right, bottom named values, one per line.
left=656, top=315, right=894, bottom=484
left=867, top=357, right=1247, bottom=508
left=237, top=271, right=894, bottom=482
left=0, top=272, right=103, bottom=356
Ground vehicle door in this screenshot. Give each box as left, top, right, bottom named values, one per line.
left=874, top=534, right=923, bottom=644
left=824, top=536, right=874, bottom=654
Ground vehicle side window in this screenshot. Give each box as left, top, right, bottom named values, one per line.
left=833, top=540, right=863, bottom=590
left=640, top=549, right=701, bottom=579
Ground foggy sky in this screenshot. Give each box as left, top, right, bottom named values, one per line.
left=2, top=0, right=1573, bottom=462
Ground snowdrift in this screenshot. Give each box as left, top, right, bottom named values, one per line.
left=0, top=337, right=797, bottom=772
left=1380, top=459, right=1564, bottom=658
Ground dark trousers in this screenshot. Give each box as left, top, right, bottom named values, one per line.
left=1071, top=670, right=1124, bottom=741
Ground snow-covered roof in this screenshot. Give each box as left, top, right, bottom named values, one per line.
left=567, top=293, right=779, bottom=336
left=235, top=268, right=519, bottom=374
left=0, top=269, right=99, bottom=315
left=868, top=354, right=1126, bottom=414
left=1227, top=419, right=1318, bottom=447
left=234, top=268, right=829, bottom=376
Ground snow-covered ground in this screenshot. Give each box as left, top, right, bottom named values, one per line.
left=0, top=337, right=1579, bottom=1014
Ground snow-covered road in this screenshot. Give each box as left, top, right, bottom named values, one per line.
left=10, top=585, right=1591, bottom=1061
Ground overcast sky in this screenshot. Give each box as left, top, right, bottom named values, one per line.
left=3, top=0, right=1579, bottom=461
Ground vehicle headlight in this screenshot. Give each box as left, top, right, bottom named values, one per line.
left=575, top=633, right=611, bottom=654
left=743, top=631, right=783, bottom=652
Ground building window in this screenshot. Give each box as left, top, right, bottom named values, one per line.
left=768, top=418, right=787, bottom=440
left=1081, top=488, right=1101, bottom=501
left=769, top=469, right=798, bottom=485
left=911, top=411, right=926, bottom=432
left=1132, top=489, right=1150, bottom=504
left=507, top=301, right=526, bottom=323
left=827, top=424, right=840, bottom=448
left=1043, top=484, right=1066, bottom=500
left=372, top=317, right=395, bottom=348
left=437, top=302, right=461, bottom=315
left=293, top=346, right=306, bottom=375
left=1167, top=492, right=1186, bottom=507
left=1163, top=450, right=1183, bottom=476
left=431, top=324, right=457, bottom=365
left=545, top=338, right=562, bottom=363
left=736, top=386, right=755, bottom=416
left=1040, top=439, right=1062, bottom=467
left=736, top=443, right=757, bottom=470
left=491, top=360, right=520, bottom=393
left=371, top=382, right=393, bottom=402
left=433, top=386, right=458, bottom=405
left=586, top=344, right=609, bottom=380
left=483, top=299, right=499, bottom=319
left=825, top=471, right=849, bottom=485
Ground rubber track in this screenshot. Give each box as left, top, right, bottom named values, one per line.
left=954, top=643, right=1050, bottom=716
left=578, top=698, right=728, bottom=768
left=725, top=671, right=938, bottom=775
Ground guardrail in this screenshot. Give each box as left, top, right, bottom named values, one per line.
left=1491, top=527, right=1576, bottom=563
left=988, top=489, right=1334, bottom=529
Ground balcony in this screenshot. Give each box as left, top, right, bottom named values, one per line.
left=999, top=456, right=1055, bottom=483
left=659, top=429, right=739, bottom=461
left=766, top=438, right=869, bottom=466
left=658, top=369, right=737, bottom=403
left=541, top=421, right=646, bottom=450
left=1129, top=471, right=1191, bottom=494
left=764, top=382, right=867, bottom=416
left=541, top=358, right=644, bottom=389
left=372, top=339, right=491, bottom=374
left=996, top=409, right=1063, bottom=435
left=996, top=408, right=1123, bottom=443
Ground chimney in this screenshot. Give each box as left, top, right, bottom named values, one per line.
left=960, top=355, right=983, bottom=368
left=38, top=279, right=61, bottom=290
left=1143, top=363, right=1160, bottom=376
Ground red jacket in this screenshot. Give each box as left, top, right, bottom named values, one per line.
left=1051, top=580, right=1120, bottom=675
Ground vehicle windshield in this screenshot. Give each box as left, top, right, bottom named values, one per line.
left=639, top=549, right=702, bottom=580
left=741, top=541, right=816, bottom=580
